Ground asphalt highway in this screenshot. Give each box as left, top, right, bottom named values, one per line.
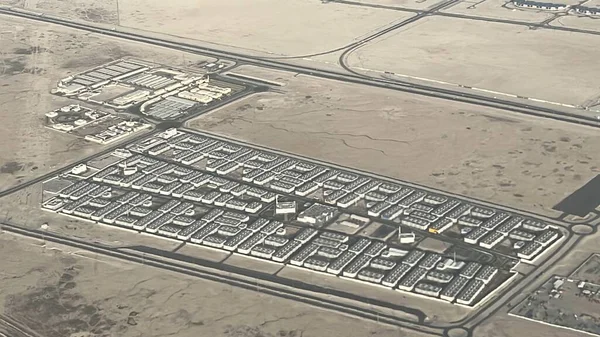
left=0, top=314, right=40, bottom=337
left=0, top=222, right=445, bottom=336
left=0, top=7, right=590, bottom=335
left=1, top=8, right=600, bottom=130
left=328, top=0, right=600, bottom=37
left=0, top=129, right=158, bottom=198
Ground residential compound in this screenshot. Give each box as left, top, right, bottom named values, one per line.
left=39, top=128, right=564, bottom=307
left=52, top=59, right=247, bottom=121
left=511, top=0, right=600, bottom=15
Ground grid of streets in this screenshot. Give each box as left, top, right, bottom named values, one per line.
left=41, top=128, right=562, bottom=307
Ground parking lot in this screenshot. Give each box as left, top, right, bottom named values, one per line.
left=39, top=128, right=562, bottom=307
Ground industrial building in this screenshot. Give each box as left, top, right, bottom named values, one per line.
left=53, top=59, right=244, bottom=121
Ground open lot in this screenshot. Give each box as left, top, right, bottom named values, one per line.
left=0, top=16, right=213, bottom=191
left=0, top=232, right=437, bottom=337
left=551, top=14, right=600, bottom=33
left=116, top=0, right=410, bottom=56
left=347, top=16, right=600, bottom=106
left=571, top=254, right=600, bottom=285
left=190, top=65, right=600, bottom=218
left=336, top=0, right=446, bottom=10
left=16, top=0, right=118, bottom=23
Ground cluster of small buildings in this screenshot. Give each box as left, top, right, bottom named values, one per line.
left=43, top=128, right=524, bottom=307
left=512, top=0, right=568, bottom=10
left=84, top=120, right=151, bottom=145
left=572, top=5, right=600, bottom=15
left=45, top=104, right=151, bottom=144
left=52, top=59, right=241, bottom=121
left=45, top=105, right=110, bottom=133
left=362, top=187, right=558, bottom=261
left=287, top=232, right=500, bottom=306
left=455, top=209, right=560, bottom=261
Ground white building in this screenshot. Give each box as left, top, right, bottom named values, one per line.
left=71, top=164, right=87, bottom=175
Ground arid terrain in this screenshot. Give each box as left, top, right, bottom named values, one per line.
left=0, top=16, right=213, bottom=191
left=1, top=0, right=600, bottom=337
left=0, top=233, right=435, bottom=337
left=347, top=16, right=600, bottom=105
left=191, top=65, right=600, bottom=218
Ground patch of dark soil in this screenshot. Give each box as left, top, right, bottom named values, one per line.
left=13, top=46, right=52, bottom=55
left=1, top=59, right=26, bottom=74
left=4, top=267, right=118, bottom=337
left=0, top=162, right=23, bottom=174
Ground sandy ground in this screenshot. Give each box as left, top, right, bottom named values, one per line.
left=114, top=0, right=412, bottom=57
left=0, top=16, right=213, bottom=191
left=441, top=0, right=556, bottom=22
left=0, top=233, right=438, bottom=337
left=336, top=0, right=446, bottom=10
left=551, top=14, right=600, bottom=33
left=474, top=313, right=589, bottom=337
left=347, top=16, right=600, bottom=106
left=189, top=65, right=600, bottom=218
left=14, top=0, right=119, bottom=24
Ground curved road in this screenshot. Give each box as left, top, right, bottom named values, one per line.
left=1, top=8, right=600, bottom=130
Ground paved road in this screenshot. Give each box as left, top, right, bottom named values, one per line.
left=0, top=222, right=444, bottom=336
left=461, top=233, right=582, bottom=331
left=1, top=8, right=599, bottom=130
left=177, top=128, right=577, bottom=332
left=0, top=7, right=590, bottom=335
left=0, top=129, right=158, bottom=197
left=328, top=0, right=600, bottom=37
left=0, top=314, right=40, bottom=337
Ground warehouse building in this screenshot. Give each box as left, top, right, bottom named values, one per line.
left=479, top=231, right=506, bottom=249
left=357, top=269, right=386, bottom=283
left=517, top=241, right=544, bottom=260
left=534, top=229, right=559, bottom=247
left=348, top=237, right=372, bottom=254
left=509, top=230, right=536, bottom=241
left=398, top=267, right=427, bottom=292
left=414, top=282, right=443, bottom=297
left=426, top=270, right=454, bottom=284
left=441, top=276, right=469, bottom=302
left=460, top=262, right=483, bottom=279
left=402, top=250, right=426, bottom=267
left=432, top=199, right=460, bottom=217
left=272, top=240, right=303, bottom=262
left=382, top=263, right=413, bottom=287
left=327, top=251, right=358, bottom=275
left=470, top=206, right=495, bottom=218
left=304, top=257, right=330, bottom=271
left=464, top=227, right=488, bottom=244
left=475, top=265, right=498, bottom=284
left=342, top=254, right=372, bottom=278
left=456, top=279, right=486, bottom=305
